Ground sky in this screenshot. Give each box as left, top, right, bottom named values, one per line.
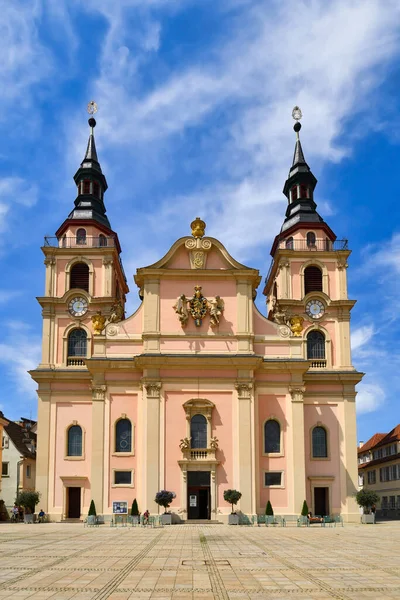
left=0, top=0, right=400, bottom=443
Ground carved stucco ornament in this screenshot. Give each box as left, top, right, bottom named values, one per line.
left=173, top=286, right=225, bottom=327
left=289, top=315, right=304, bottom=336
left=185, top=217, right=212, bottom=269
left=91, top=311, right=106, bottom=335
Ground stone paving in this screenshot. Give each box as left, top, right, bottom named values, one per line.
left=1, top=521, right=400, bottom=599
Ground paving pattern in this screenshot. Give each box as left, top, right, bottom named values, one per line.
left=1, top=521, right=400, bottom=599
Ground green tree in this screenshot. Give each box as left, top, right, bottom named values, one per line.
left=301, top=500, right=309, bottom=516
left=15, top=491, right=40, bottom=514
left=88, top=500, right=97, bottom=516
left=131, top=498, right=139, bottom=516
left=265, top=501, right=274, bottom=516
left=155, top=490, right=175, bottom=513
left=355, top=489, right=379, bottom=514
left=223, top=489, right=242, bottom=514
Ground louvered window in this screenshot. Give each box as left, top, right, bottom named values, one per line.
left=304, top=265, right=322, bottom=294
left=291, top=185, right=298, bottom=201
left=300, top=184, right=308, bottom=198
left=307, top=331, right=325, bottom=359
left=70, top=263, right=89, bottom=291
left=93, top=181, right=100, bottom=197
left=83, top=180, right=91, bottom=194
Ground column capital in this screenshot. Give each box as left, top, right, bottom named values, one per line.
left=44, top=257, right=56, bottom=266
left=235, top=381, right=253, bottom=399
left=91, top=384, right=107, bottom=401
left=142, top=381, right=162, bottom=398
left=289, top=385, right=306, bottom=402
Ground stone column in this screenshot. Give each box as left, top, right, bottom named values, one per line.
left=35, top=385, right=51, bottom=513
left=235, top=382, right=254, bottom=514
left=289, top=385, right=306, bottom=515
left=143, top=381, right=162, bottom=513
left=91, top=384, right=106, bottom=514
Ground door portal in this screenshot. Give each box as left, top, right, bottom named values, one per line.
left=314, top=487, right=329, bottom=516
left=67, top=487, right=81, bottom=518
left=187, top=471, right=210, bottom=520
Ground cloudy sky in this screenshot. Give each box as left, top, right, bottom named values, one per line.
left=1, top=0, right=399, bottom=443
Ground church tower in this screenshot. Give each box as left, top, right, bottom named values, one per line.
left=33, top=105, right=128, bottom=513
left=264, top=107, right=354, bottom=371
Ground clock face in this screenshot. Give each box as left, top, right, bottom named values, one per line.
left=68, top=296, right=88, bottom=317
left=306, top=299, right=325, bottom=319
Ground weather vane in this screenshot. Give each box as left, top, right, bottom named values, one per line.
left=292, top=106, right=302, bottom=121
left=87, top=100, right=98, bottom=115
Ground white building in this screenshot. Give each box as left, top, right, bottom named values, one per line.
left=1, top=420, right=36, bottom=510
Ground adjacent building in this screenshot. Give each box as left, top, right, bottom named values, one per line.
left=1, top=419, right=37, bottom=509
left=30, top=109, right=363, bottom=522
left=358, top=425, right=400, bottom=518
left=0, top=411, right=9, bottom=494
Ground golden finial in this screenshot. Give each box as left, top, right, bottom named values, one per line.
left=191, top=217, right=206, bottom=238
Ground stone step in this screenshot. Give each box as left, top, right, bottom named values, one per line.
left=61, top=518, right=83, bottom=523
left=184, top=519, right=222, bottom=524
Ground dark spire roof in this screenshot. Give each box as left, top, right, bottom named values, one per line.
left=68, top=117, right=111, bottom=230
left=281, top=118, right=325, bottom=233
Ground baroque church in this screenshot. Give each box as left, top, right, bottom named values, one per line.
left=31, top=107, right=363, bottom=522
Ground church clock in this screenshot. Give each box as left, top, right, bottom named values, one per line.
left=305, top=299, right=325, bottom=319
left=68, top=296, right=88, bottom=317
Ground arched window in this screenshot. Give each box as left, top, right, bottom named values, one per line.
left=76, top=228, right=87, bottom=245
left=285, top=237, right=294, bottom=250
left=264, top=419, right=281, bottom=453
left=99, top=234, right=107, bottom=247
left=307, top=330, right=325, bottom=360
left=70, top=263, right=89, bottom=291
left=83, top=180, right=91, bottom=194
left=68, top=329, right=87, bottom=358
left=115, top=419, right=132, bottom=453
left=304, top=265, right=322, bottom=294
left=191, top=414, right=207, bottom=449
left=306, top=231, right=316, bottom=247
left=291, top=185, right=298, bottom=202
left=300, top=184, right=309, bottom=198
left=67, top=425, right=82, bottom=456
left=93, top=181, right=100, bottom=198
left=312, top=426, right=328, bottom=458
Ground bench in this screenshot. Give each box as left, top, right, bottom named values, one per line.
left=323, top=515, right=343, bottom=527
left=255, top=514, right=286, bottom=527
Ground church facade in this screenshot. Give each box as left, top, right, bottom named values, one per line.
left=31, top=109, right=363, bottom=522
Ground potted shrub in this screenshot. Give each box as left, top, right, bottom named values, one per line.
left=355, top=489, right=379, bottom=524
left=155, top=490, right=175, bottom=524
left=301, top=500, right=309, bottom=517
left=0, top=500, right=9, bottom=522
left=87, top=499, right=97, bottom=525
left=131, top=498, right=140, bottom=524
left=15, top=491, right=40, bottom=524
left=265, top=500, right=274, bottom=524
left=224, top=489, right=242, bottom=524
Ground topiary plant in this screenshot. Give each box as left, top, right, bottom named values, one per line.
left=301, top=500, right=309, bottom=516
left=355, top=489, right=380, bottom=514
left=265, top=500, right=274, bottom=516
left=88, top=500, right=97, bottom=516
left=223, top=489, right=242, bottom=514
left=155, top=490, right=175, bottom=513
left=0, top=499, right=9, bottom=521
left=131, top=498, right=139, bottom=516
left=15, top=491, right=40, bottom=515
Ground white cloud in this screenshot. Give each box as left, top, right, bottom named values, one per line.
left=351, top=325, right=375, bottom=353
left=0, top=326, right=41, bottom=398
left=356, top=383, right=385, bottom=415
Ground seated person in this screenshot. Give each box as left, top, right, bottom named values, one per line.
left=307, top=511, right=323, bottom=523
left=38, top=509, right=46, bottom=523
left=143, top=509, right=150, bottom=525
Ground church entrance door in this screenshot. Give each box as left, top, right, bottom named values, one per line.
left=314, top=487, right=329, bottom=516
left=67, top=487, right=81, bottom=518
left=187, top=471, right=210, bottom=520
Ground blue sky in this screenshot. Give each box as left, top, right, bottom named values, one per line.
left=1, top=0, right=400, bottom=443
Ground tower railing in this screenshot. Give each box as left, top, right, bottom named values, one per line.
left=44, top=236, right=117, bottom=248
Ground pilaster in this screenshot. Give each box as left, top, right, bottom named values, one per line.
left=142, top=380, right=162, bottom=512
left=288, top=384, right=306, bottom=514
left=102, top=255, right=114, bottom=297
left=143, top=280, right=160, bottom=352
left=235, top=381, right=254, bottom=514
left=339, top=385, right=359, bottom=521
left=236, top=280, right=253, bottom=353
left=44, top=256, right=56, bottom=297
left=40, top=306, right=55, bottom=367
left=35, top=385, right=51, bottom=513
left=90, top=383, right=106, bottom=513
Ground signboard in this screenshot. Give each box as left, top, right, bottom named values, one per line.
left=112, top=501, right=128, bottom=514
left=189, top=495, right=197, bottom=507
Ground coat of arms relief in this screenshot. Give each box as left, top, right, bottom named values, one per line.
left=174, top=286, right=225, bottom=328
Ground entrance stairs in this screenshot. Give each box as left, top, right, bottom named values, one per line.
left=185, top=519, right=222, bottom=524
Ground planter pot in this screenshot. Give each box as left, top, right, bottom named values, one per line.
left=87, top=515, right=97, bottom=525
left=361, top=514, right=375, bottom=524
left=229, top=514, right=239, bottom=525
left=24, top=514, right=34, bottom=524
left=160, top=513, right=172, bottom=525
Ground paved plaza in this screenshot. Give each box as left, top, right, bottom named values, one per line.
left=1, top=522, right=400, bottom=600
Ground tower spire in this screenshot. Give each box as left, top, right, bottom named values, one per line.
left=281, top=107, right=321, bottom=232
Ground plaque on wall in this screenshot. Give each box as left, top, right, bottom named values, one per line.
left=189, top=495, right=197, bottom=507
left=112, top=501, right=128, bottom=514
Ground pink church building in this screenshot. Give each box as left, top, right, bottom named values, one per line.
left=31, top=109, right=363, bottom=522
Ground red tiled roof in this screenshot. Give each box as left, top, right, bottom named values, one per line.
left=359, top=452, right=400, bottom=470
left=358, top=433, right=386, bottom=454
left=374, top=424, right=400, bottom=449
